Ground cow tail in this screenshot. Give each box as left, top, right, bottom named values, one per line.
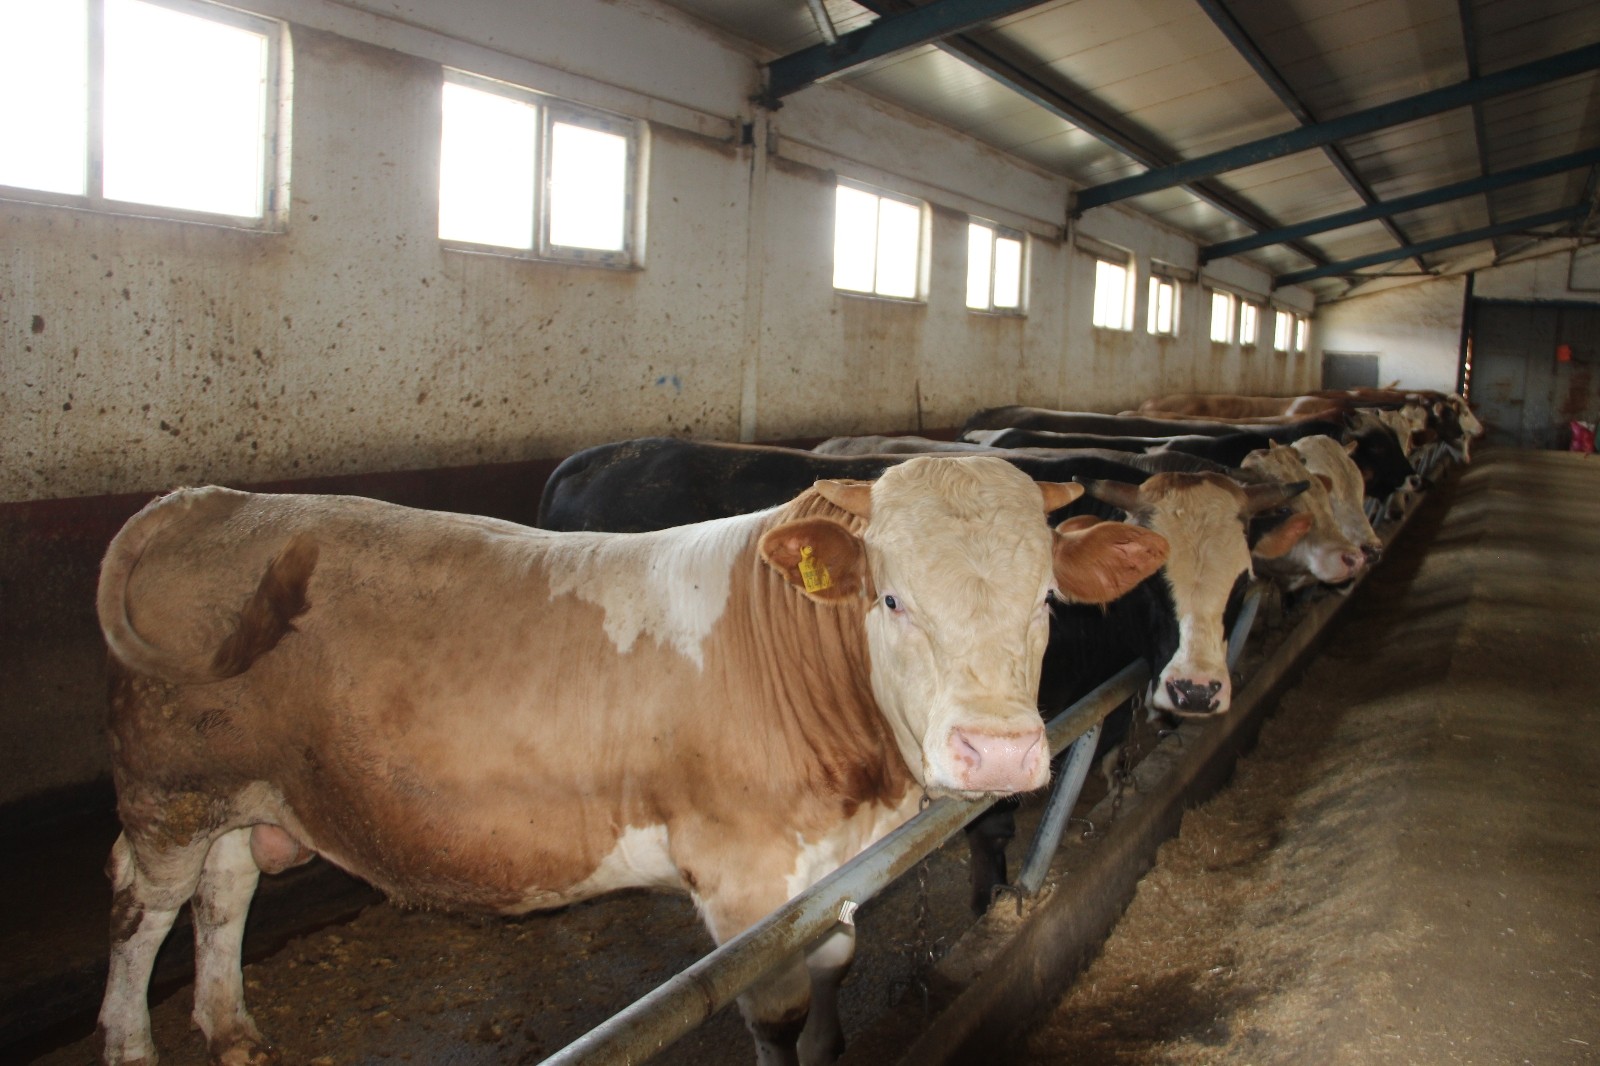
left=98, top=489, right=319, bottom=683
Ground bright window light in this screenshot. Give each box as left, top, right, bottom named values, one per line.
left=967, top=220, right=1024, bottom=313
left=966, top=223, right=993, bottom=309
left=103, top=0, right=269, bottom=217
left=834, top=182, right=923, bottom=300
left=0, top=0, right=278, bottom=222
left=993, top=236, right=1022, bottom=309
left=1295, top=316, right=1310, bottom=353
left=1274, top=309, right=1293, bottom=351
left=438, top=70, right=639, bottom=264
left=439, top=81, right=537, bottom=248
left=0, top=0, right=88, bottom=195
left=548, top=121, right=627, bottom=251
left=1147, top=275, right=1177, bottom=336
left=1092, top=259, right=1130, bottom=330
left=1240, top=302, right=1259, bottom=346
left=1210, top=291, right=1234, bottom=343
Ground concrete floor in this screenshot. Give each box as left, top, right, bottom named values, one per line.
left=1024, top=448, right=1600, bottom=1064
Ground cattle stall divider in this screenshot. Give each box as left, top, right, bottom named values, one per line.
left=539, top=465, right=1443, bottom=1066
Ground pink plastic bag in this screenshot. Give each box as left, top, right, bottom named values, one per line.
left=1570, top=421, right=1596, bottom=454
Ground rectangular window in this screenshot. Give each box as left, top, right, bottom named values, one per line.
left=1147, top=275, right=1178, bottom=336
left=1273, top=309, right=1293, bottom=352
left=1294, top=316, right=1310, bottom=353
left=834, top=182, right=924, bottom=300
left=966, top=219, right=1025, bottom=313
left=1209, top=291, right=1234, bottom=343
left=1239, top=302, right=1259, bottom=347
left=439, top=70, right=641, bottom=267
left=1092, top=258, right=1132, bottom=330
left=0, top=0, right=284, bottom=225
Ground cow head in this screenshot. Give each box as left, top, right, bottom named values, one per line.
left=1243, top=444, right=1367, bottom=588
left=760, top=456, right=1168, bottom=798
left=1075, top=472, right=1308, bottom=717
left=1293, top=436, right=1384, bottom=565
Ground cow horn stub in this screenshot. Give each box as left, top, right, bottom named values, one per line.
left=1072, top=476, right=1143, bottom=515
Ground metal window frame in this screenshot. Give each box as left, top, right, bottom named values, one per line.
left=441, top=68, right=645, bottom=270
left=1239, top=301, right=1260, bottom=349
left=833, top=177, right=929, bottom=303
left=966, top=217, right=1027, bottom=317
left=0, top=0, right=287, bottom=230
left=1272, top=308, right=1294, bottom=353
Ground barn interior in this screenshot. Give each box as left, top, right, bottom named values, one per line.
left=3, top=0, right=1598, bottom=1063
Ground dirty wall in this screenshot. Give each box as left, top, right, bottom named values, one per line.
left=1, top=0, right=1309, bottom=809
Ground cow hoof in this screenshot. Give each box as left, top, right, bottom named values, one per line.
left=211, top=1039, right=279, bottom=1066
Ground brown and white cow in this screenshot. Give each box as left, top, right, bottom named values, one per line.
left=1291, top=435, right=1383, bottom=564
left=94, top=457, right=1168, bottom=1066
left=1241, top=443, right=1368, bottom=590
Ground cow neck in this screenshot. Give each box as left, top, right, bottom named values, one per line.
left=732, top=492, right=917, bottom=819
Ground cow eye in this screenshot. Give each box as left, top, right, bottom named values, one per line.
left=883, top=594, right=900, bottom=612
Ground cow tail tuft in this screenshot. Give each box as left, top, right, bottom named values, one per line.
left=209, top=534, right=319, bottom=679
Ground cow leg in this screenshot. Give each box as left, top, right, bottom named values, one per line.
left=191, top=828, right=274, bottom=1065
left=797, top=925, right=855, bottom=1065
left=737, top=956, right=810, bottom=1066
left=100, top=831, right=209, bottom=1066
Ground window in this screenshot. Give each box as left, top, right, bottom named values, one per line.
left=1273, top=309, right=1293, bottom=352
left=439, top=70, right=641, bottom=266
left=1239, top=302, right=1259, bottom=347
left=834, top=182, right=924, bottom=299
left=1294, top=316, right=1310, bottom=353
left=967, top=220, right=1025, bottom=313
left=0, top=0, right=284, bottom=224
left=1209, top=291, right=1234, bottom=343
left=1147, top=275, right=1179, bottom=336
left=1092, top=258, right=1132, bottom=330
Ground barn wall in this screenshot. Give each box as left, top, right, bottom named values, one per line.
left=1310, top=246, right=1600, bottom=393
left=2, top=0, right=1310, bottom=809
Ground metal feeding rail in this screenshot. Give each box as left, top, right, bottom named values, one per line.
left=540, top=589, right=1266, bottom=1066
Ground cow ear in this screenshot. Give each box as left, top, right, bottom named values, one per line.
left=1344, top=440, right=1359, bottom=456
left=1038, top=481, right=1085, bottom=513
left=760, top=517, right=865, bottom=603
left=814, top=479, right=873, bottom=519
left=1252, top=512, right=1313, bottom=559
left=1315, top=473, right=1335, bottom=493
left=1055, top=514, right=1102, bottom=534
left=1052, top=522, right=1168, bottom=605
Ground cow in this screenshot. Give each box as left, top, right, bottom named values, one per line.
left=1291, top=435, right=1383, bottom=564
left=962, top=406, right=1251, bottom=440
left=1241, top=443, right=1367, bottom=589
left=535, top=437, right=1309, bottom=913
left=1137, top=392, right=1352, bottom=420
left=94, top=459, right=1171, bottom=1066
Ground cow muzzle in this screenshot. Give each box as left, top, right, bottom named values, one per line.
left=943, top=720, right=1048, bottom=794
left=1159, top=675, right=1229, bottom=717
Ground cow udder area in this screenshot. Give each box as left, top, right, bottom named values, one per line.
left=1020, top=449, right=1600, bottom=1065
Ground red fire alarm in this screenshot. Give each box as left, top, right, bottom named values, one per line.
left=1556, top=343, right=1573, bottom=363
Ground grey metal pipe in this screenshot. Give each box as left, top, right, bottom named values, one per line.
left=1014, top=722, right=1102, bottom=895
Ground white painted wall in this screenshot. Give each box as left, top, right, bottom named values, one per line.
left=1311, top=244, right=1600, bottom=393
left=3, top=0, right=1312, bottom=505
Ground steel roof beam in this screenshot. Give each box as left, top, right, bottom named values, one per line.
left=1202, top=147, right=1600, bottom=262
left=763, top=0, right=1054, bottom=102
left=1191, top=0, right=1420, bottom=265
left=1274, top=205, right=1589, bottom=287
left=1074, top=42, right=1600, bottom=214
left=932, top=34, right=1328, bottom=265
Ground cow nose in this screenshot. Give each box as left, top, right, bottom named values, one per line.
left=1362, top=543, right=1383, bottom=564
left=948, top=725, right=1046, bottom=792
left=1340, top=551, right=1363, bottom=575
left=1165, top=678, right=1224, bottom=714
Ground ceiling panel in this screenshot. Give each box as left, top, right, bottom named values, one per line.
left=658, top=0, right=1598, bottom=298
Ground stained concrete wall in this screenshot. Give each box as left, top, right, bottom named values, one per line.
left=2, top=0, right=1313, bottom=809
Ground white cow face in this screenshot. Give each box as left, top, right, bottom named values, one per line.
left=766, top=456, right=1167, bottom=798
left=1292, top=436, right=1382, bottom=565
left=1243, top=444, right=1367, bottom=589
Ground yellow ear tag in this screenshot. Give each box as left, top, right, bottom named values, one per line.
left=798, top=545, right=832, bottom=593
